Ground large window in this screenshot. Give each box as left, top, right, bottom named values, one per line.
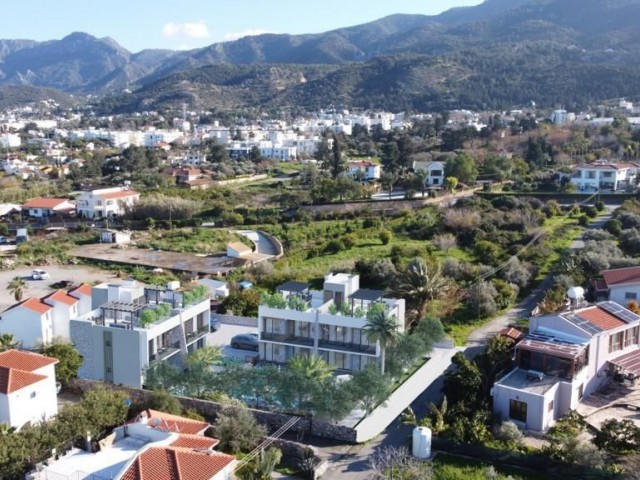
left=509, top=400, right=527, bottom=423
left=625, top=292, right=637, bottom=300
left=625, top=326, right=639, bottom=348
left=610, top=332, right=624, bottom=353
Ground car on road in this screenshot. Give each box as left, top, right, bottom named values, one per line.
left=0, top=236, right=8, bottom=245
left=231, top=333, right=259, bottom=351
left=32, top=269, right=50, bottom=280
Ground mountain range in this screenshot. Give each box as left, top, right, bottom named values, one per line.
left=2, top=0, right=640, bottom=112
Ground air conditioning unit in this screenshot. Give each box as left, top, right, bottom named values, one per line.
left=526, top=370, right=545, bottom=381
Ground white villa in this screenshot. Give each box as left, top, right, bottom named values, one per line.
left=569, top=162, right=639, bottom=192
left=492, top=300, right=640, bottom=431
left=258, top=274, right=405, bottom=371
left=75, top=187, right=140, bottom=219
left=413, top=161, right=445, bottom=187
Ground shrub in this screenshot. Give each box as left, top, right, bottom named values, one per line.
left=577, top=214, right=589, bottom=226
left=467, top=281, right=498, bottom=318
left=212, top=399, right=267, bottom=454
left=595, top=201, right=606, bottom=212
left=594, top=418, right=640, bottom=453
left=604, top=218, right=622, bottom=236
left=146, top=390, right=182, bottom=415
left=323, top=239, right=345, bottom=254
left=494, top=421, right=524, bottom=449
left=379, top=229, right=392, bottom=245
left=140, top=309, right=159, bottom=327
left=584, top=206, right=598, bottom=218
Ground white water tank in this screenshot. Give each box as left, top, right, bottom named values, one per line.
left=567, top=286, right=585, bottom=301
left=412, top=426, right=432, bottom=459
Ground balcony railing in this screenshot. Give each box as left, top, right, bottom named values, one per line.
left=318, top=339, right=376, bottom=355
left=186, top=326, right=209, bottom=344
left=261, top=332, right=314, bottom=347
left=148, top=345, right=180, bottom=365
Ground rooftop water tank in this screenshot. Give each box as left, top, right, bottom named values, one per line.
left=412, top=426, right=432, bottom=459
left=567, top=286, right=585, bottom=300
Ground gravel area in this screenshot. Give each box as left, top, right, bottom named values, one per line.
left=0, top=264, right=116, bottom=311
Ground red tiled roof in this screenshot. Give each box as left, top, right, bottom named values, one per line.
left=97, top=190, right=139, bottom=200
left=499, top=327, right=525, bottom=342
left=4, top=297, right=52, bottom=315
left=170, top=434, right=219, bottom=450
left=43, top=290, right=78, bottom=306
left=593, top=278, right=608, bottom=291
left=120, top=447, right=234, bottom=480
left=145, top=410, right=209, bottom=435
left=22, top=197, right=71, bottom=209
left=0, top=349, right=58, bottom=371
left=578, top=307, right=626, bottom=331
left=0, top=366, right=47, bottom=394
left=69, top=283, right=92, bottom=297
left=603, top=266, right=640, bottom=287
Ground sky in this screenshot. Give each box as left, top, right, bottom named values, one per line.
left=0, top=0, right=483, bottom=52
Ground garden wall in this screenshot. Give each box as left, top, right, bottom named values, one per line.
left=68, top=379, right=357, bottom=443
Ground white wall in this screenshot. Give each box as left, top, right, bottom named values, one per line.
left=0, top=308, right=50, bottom=349
left=610, top=285, right=640, bottom=307
left=4, top=364, right=57, bottom=428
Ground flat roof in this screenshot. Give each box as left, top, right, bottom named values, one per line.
left=497, top=368, right=560, bottom=396
left=350, top=289, right=384, bottom=302
left=277, top=281, right=310, bottom=293
left=101, top=301, right=147, bottom=314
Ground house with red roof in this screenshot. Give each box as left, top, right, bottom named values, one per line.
left=33, top=409, right=235, bottom=480
left=0, top=284, right=93, bottom=349
left=492, top=301, right=640, bottom=431
left=22, top=197, right=75, bottom=218
left=75, top=187, right=140, bottom=219
left=0, top=349, right=58, bottom=428
left=595, top=266, right=640, bottom=307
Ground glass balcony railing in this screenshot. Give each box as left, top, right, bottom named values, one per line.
left=318, top=339, right=376, bottom=355
left=261, top=332, right=314, bottom=347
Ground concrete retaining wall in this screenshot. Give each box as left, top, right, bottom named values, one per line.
left=258, top=230, right=284, bottom=259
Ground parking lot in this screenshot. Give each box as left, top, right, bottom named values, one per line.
left=0, top=265, right=115, bottom=311
left=206, top=323, right=260, bottom=362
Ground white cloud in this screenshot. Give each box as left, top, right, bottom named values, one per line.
left=224, top=29, right=275, bottom=41
left=162, top=21, right=211, bottom=40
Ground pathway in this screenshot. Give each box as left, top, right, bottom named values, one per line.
left=319, top=208, right=614, bottom=479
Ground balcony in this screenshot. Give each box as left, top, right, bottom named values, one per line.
left=148, top=345, right=180, bottom=365
left=186, top=326, right=209, bottom=345
left=261, top=332, right=314, bottom=347
left=318, top=339, right=376, bottom=355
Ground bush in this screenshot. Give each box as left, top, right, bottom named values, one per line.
left=595, top=201, right=606, bottom=212
left=467, top=281, right=498, bottom=318
left=323, top=239, right=345, bottom=254
left=146, top=390, right=182, bottom=415
left=494, top=421, right=524, bottom=449
left=577, top=215, right=589, bottom=226
left=594, top=418, right=640, bottom=453
left=212, top=399, right=267, bottom=454
left=583, top=206, right=598, bottom=218
left=604, top=218, right=622, bottom=236
left=379, top=229, right=392, bottom=245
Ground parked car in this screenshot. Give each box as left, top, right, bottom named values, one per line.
left=210, top=317, right=221, bottom=332
left=0, top=236, right=8, bottom=245
left=32, top=269, right=50, bottom=280
left=231, top=333, right=259, bottom=351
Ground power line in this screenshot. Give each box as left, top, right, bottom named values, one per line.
left=234, top=416, right=300, bottom=472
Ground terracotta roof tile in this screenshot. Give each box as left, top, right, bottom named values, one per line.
left=69, top=283, right=92, bottom=297
left=22, top=197, right=71, bottom=209
left=4, top=297, right=52, bottom=315
left=499, top=327, right=525, bottom=342
left=145, top=410, right=210, bottom=435
left=0, top=349, right=58, bottom=371
left=43, top=290, right=79, bottom=306
left=97, top=190, right=139, bottom=200
left=0, top=366, right=47, bottom=394
left=120, top=447, right=234, bottom=480
left=603, top=266, right=640, bottom=287
left=170, top=434, right=218, bottom=450
left=578, top=307, right=626, bottom=331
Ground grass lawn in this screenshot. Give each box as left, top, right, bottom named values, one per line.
left=137, top=228, right=250, bottom=254
left=432, top=452, right=548, bottom=480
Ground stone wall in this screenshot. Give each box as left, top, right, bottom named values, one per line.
left=68, top=379, right=357, bottom=443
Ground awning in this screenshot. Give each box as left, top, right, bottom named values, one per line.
left=609, top=349, right=640, bottom=377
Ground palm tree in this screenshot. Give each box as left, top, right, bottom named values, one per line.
left=0, top=334, right=18, bottom=352
left=391, top=257, right=448, bottom=325
left=363, top=307, right=400, bottom=375
left=186, top=346, right=223, bottom=367
left=7, top=276, right=26, bottom=302
left=288, top=354, right=335, bottom=383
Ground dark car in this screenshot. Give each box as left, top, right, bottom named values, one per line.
left=210, top=317, right=221, bottom=332
left=231, top=333, right=259, bottom=351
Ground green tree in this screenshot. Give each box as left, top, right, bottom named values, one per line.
left=348, top=365, right=391, bottom=413
left=442, top=352, right=483, bottom=412
left=80, top=386, right=129, bottom=434
left=237, top=447, right=283, bottom=480
left=7, top=276, right=26, bottom=302
left=391, top=258, right=448, bottom=323
left=323, top=133, right=346, bottom=179
left=187, top=346, right=223, bottom=367
left=145, top=389, right=183, bottom=415
left=314, top=136, right=331, bottom=164
left=0, top=334, right=19, bottom=352
left=444, top=154, right=477, bottom=184
left=212, top=399, right=267, bottom=454
left=221, top=289, right=261, bottom=317
left=40, top=341, right=83, bottom=384
left=363, top=307, right=400, bottom=375
left=288, top=354, right=335, bottom=383
left=443, top=176, right=458, bottom=193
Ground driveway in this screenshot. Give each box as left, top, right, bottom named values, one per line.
left=206, top=323, right=259, bottom=362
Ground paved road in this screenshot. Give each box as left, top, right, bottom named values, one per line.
left=319, top=208, right=615, bottom=479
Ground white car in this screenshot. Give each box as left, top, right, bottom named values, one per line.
left=32, top=269, right=50, bottom=280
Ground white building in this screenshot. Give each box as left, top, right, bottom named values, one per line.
left=0, top=133, right=21, bottom=148
left=258, top=274, right=405, bottom=371
left=197, top=279, right=230, bottom=299
left=569, top=162, right=637, bottom=192
left=347, top=161, right=381, bottom=181
left=70, top=280, right=211, bottom=388
left=0, top=349, right=59, bottom=429
left=75, top=187, right=140, bottom=219
left=413, top=161, right=445, bottom=187
left=596, top=266, right=640, bottom=306
left=30, top=409, right=235, bottom=480
left=184, top=151, right=207, bottom=165
left=492, top=301, right=640, bottom=431
left=22, top=197, right=75, bottom=218
left=143, top=130, right=183, bottom=147
left=0, top=286, right=92, bottom=349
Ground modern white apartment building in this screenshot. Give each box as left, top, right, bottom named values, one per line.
left=75, top=186, right=140, bottom=219
left=569, top=161, right=638, bottom=192
left=70, top=280, right=211, bottom=388
left=258, top=274, right=405, bottom=371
